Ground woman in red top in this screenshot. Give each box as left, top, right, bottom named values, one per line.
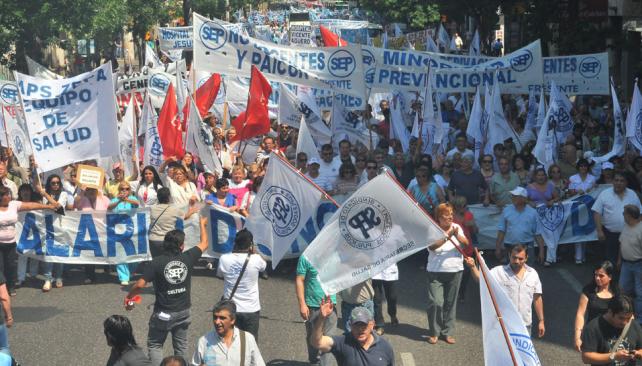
left=451, top=195, right=478, bottom=303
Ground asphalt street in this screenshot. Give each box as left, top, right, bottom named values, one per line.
left=9, top=251, right=590, bottom=366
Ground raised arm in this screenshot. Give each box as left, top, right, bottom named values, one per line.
left=196, top=215, right=209, bottom=253
left=310, top=296, right=335, bottom=353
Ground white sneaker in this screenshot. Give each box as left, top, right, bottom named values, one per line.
left=120, top=281, right=129, bottom=286
left=42, top=281, right=51, bottom=292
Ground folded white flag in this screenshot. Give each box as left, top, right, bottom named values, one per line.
left=303, top=173, right=444, bottom=294
left=246, top=153, right=322, bottom=269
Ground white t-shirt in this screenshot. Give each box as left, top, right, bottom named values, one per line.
left=217, top=253, right=267, bottom=313
left=426, top=223, right=464, bottom=273
left=43, top=190, right=72, bottom=211
left=568, top=174, right=596, bottom=192
left=592, top=187, right=642, bottom=232
left=0, top=201, right=22, bottom=243
left=446, top=147, right=473, bottom=159
left=131, top=181, right=160, bottom=207
left=372, top=264, right=399, bottom=281
left=318, top=158, right=341, bottom=186
left=490, top=264, right=542, bottom=326
left=165, top=177, right=200, bottom=205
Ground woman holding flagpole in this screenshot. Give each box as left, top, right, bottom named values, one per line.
left=425, top=203, right=469, bottom=345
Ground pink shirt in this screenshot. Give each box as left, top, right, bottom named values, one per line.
left=75, top=195, right=110, bottom=211
left=0, top=201, right=22, bottom=243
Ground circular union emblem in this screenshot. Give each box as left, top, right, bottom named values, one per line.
left=339, top=196, right=392, bottom=250
left=163, top=260, right=188, bottom=285
left=260, top=186, right=301, bottom=237
left=537, top=203, right=565, bottom=232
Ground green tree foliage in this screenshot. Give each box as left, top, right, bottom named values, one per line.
left=359, top=0, right=440, bottom=30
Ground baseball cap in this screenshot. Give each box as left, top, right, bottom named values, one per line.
left=509, top=186, right=528, bottom=198
left=308, top=157, right=320, bottom=166
left=602, top=162, right=614, bottom=170
left=350, top=306, right=373, bottom=325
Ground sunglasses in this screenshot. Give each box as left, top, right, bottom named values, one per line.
left=119, top=187, right=130, bottom=191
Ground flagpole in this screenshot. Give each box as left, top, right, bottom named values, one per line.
left=271, top=152, right=339, bottom=207
left=0, top=107, right=9, bottom=147
left=474, top=248, right=520, bottom=366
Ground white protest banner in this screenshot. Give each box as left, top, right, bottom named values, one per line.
left=15, top=62, right=119, bottom=172
left=289, top=24, right=313, bottom=46
left=26, top=55, right=63, bottom=80
left=469, top=187, right=605, bottom=250
left=118, top=96, right=138, bottom=177
left=536, top=53, right=609, bottom=95
left=303, top=173, right=445, bottom=294
left=159, top=26, right=193, bottom=51
left=479, top=254, right=541, bottom=366
left=16, top=209, right=151, bottom=264
left=312, top=19, right=369, bottom=30
left=246, top=153, right=323, bottom=268
left=116, top=68, right=177, bottom=109
left=194, top=13, right=367, bottom=109
left=0, top=104, right=33, bottom=168
left=145, top=43, right=163, bottom=68
left=193, top=200, right=338, bottom=259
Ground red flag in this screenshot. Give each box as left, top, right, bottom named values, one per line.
left=195, top=73, right=222, bottom=118
left=157, top=83, right=185, bottom=157
left=319, top=25, right=347, bottom=47
left=231, top=66, right=272, bottom=142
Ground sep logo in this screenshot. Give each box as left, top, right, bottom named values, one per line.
left=259, top=186, right=301, bottom=237
left=537, top=203, right=565, bottom=231
left=362, top=49, right=376, bottom=85
left=339, top=196, right=392, bottom=250
left=328, top=50, right=356, bottom=78
left=199, top=22, right=227, bottom=51
left=163, top=260, right=188, bottom=284
left=149, top=74, right=171, bottom=95
left=551, top=104, right=573, bottom=134
left=510, top=50, right=533, bottom=72
left=0, top=83, right=19, bottom=105
left=579, top=57, right=601, bottom=79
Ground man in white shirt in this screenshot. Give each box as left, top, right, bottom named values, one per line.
left=217, top=229, right=267, bottom=341
left=318, top=144, right=341, bottom=187
left=468, top=244, right=545, bottom=337
left=332, top=139, right=355, bottom=167
left=592, top=172, right=642, bottom=265
left=306, top=158, right=334, bottom=193
left=192, top=300, right=265, bottom=366
left=446, top=133, right=473, bottom=160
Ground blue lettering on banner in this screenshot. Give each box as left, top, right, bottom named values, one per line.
left=45, top=215, right=69, bottom=257
left=543, top=58, right=576, bottom=75
left=74, top=214, right=103, bottom=257
left=579, top=56, right=601, bottom=79
left=510, top=333, right=540, bottom=364
left=106, top=214, right=136, bottom=256
left=328, top=50, right=356, bottom=78
left=0, top=83, right=18, bottom=104
left=17, top=213, right=44, bottom=255
left=199, top=22, right=228, bottom=50
left=510, top=50, right=533, bottom=72
left=149, top=74, right=170, bottom=94
left=570, top=194, right=596, bottom=236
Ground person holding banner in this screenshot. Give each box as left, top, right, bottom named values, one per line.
left=75, top=186, right=111, bottom=284
left=108, top=181, right=140, bottom=286
left=125, top=216, right=209, bottom=366
left=105, top=162, right=138, bottom=199
left=0, top=186, right=56, bottom=296
left=149, top=188, right=199, bottom=258
left=163, top=162, right=200, bottom=206
left=426, top=203, right=469, bottom=345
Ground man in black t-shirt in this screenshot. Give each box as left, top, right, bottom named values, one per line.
left=581, top=295, right=642, bottom=365
left=125, top=216, right=209, bottom=366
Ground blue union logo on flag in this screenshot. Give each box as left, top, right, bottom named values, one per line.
left=537, top=203, right=565, bottom=232
left=259, top=186, right=301, bottom=237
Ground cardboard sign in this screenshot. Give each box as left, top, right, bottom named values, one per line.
left=76, top=164, right=105, bottom=190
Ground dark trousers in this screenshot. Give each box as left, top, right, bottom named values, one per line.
left=373, top=279, right=398, bottom=328
left=0, top=243, right=17, bottom=290
left=458, top=265, right=471, bottom=299
left=236, top=311, right=260, bottom=341
left=603, top=228, right=621, bottom=266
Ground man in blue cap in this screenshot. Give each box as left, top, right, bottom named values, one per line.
left=310, top=297, right=394, bottom=366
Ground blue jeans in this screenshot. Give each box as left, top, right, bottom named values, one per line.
left=620, top=260, right=642, bottom=322
left=340, top=299, right=374, bottom=332
left=44, top=262, right=64, bottom=281
left=0, top=324, right=10, bottom=356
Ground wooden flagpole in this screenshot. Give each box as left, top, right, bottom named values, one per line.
left=474, top=248, right=520, bottom=366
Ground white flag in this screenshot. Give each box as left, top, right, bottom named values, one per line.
left=0, top=104, right=32, bottom=169
left=466, top=88, right=483, bottom=165
left=610, top=82, right=626, bottom=157
left=118, top=96, right=138, bottom=177
left=481, top=85, right=492, bottom=154
left=525, top=88, right=537, bottom=131
left=145, top=43, right=163, bottom=68
left=303, top=173, right=446, bottom=294
left=469, top=29, right=480, bottom=56
left=141, top=93, right=163, bottom=170
left=536, top=202, right=573, bottom=263
left=535, top=87, right=546, bottom=133
left=393, top=24, right=403, bottom=38
left=389, top=95, right=410, bottom=153
left=533, top=87, right=560, bottom=170
left=449, top=36, right=458, bottom=52
left=549, top=80, right=574, bottom=143
left=185, top=97, right=223, bottom=176
left=437, top=23, right=450, bottom=48
left=278, top=84, right=302, bottom=128
left=488, top=75, right=515, bottom=151
left=296, top=116, right=321, bottom=163
left=174, top=61, right=188, bottom=122
left=479, top=255, right=541, bottom=366
left=382, top=32, right=389, bottom=49
left=246, top=153, right=323, bottom=269
left=332, top=96, right=373, bottom=148
left=25, top=55, right=62, bottom=80
left=625, top=80, right=642, bottom=153
left=297, top=87, right=332, bottom=145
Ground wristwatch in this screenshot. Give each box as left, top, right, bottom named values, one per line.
left=609, top=352, right=615, bottom=361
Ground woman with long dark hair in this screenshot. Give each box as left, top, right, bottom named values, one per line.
left=133, top=166, right=164, bottom=207
left=104, top=315, right=151, bottom=365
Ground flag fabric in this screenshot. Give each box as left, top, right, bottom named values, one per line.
left=231, top=65, right=272, bottom=142
left=625, top=80, right=642, bottom=153
left=278, top=84, right=302, bottom=128
left=535, top=88, right=546, bottom=133
left=437, top=23, right=450, bottom=48
left=382, top=32, right=389, bottom=49
left=426, top=36, right=439, bottom=53
left=332, top=96, right=375, bottom=148
left=488, top=75, right=515, bottom=151
left=469, top=29, right=480, bottom=56
left=245, top=153, right=323, bottom=269
left=195, top=73, right=222, bottom=118
left=549, top=80, right=574, bottom=143
left=0, top=104, right=32, bottom=169
left=467, top=88, right=483, bottom=166
left=297, top=87, right=332, bottom=145
left=449, top=36, right=458, bottom=52
left=393, top=24, right=403, bottom=38
left=141, top=93, right=163, bottom=170
left=319, top=25, right=347, bottom=46
left=185, top=96, right=223, bottom=176
left=525, top=88, right=537, bottom=131
left=478, top=254, right=541, bottom=366
left=389, top=95, right=410, bottom=153
left=481, top=85, right=492, bottom=154
left=145, top=43, right=163, bottom=68
left=533, top=85, right=560, bottom=170
left=536, top=202, right=573, bottom=264
left=25, top=55, right=62, bottom=80
left=302, top=172, right=447, bottom=294
left=118, top=96, right=138, bottom=177
left=175, top=61, right=188, bottom=126
left=296, top=115, right=321, bottom=163
left=157, top=83, right=184, bottom=158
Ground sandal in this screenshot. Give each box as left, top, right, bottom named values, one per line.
left=427, top=336, right=438, bottom=344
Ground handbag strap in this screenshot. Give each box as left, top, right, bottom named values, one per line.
left=228, top=253, right=251, bottom=300
left=148, top=206, right=170, bottom=233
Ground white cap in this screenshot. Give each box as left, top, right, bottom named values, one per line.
left=308, top=157, right=320, bottom=166
left=602, top=162, right=614, bottom=170
left=509, top=186, right=528, bottom=198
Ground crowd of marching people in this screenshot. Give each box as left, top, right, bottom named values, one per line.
left=2, top=56, right=642, bottom=364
